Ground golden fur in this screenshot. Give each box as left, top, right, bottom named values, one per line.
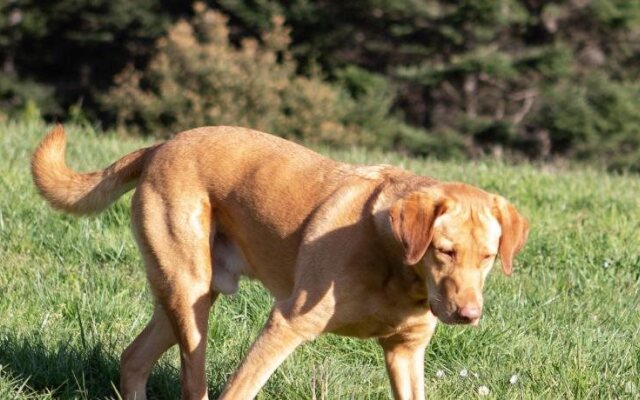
left=31, top=124, right=529, bottom=400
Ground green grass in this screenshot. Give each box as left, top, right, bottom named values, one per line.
left=1, top=119, right=639, bottom=399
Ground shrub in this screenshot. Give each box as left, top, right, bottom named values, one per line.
left=534, top=73, right=640, bottom=171
left=335, top=65, right=454, bottom=154
left=102, top=4, right=359, bottom=145
left=102, top=3, right=441, bottom=155
left=0, top=74, right=58, bottom=119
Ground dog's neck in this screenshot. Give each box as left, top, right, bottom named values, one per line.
left=370, top=182, right=431, bottom=306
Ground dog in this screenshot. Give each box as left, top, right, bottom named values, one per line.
left=31, top=125, right=528, bottom=400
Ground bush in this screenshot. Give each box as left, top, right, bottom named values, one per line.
left=0, top=74, right=59, bottom=118
left=102, top=4, right=356, bottom=145
left=534, top=74, right=640, bottom=171
left=102, top=3, right=442, bottom=154
left=335, top=65, right=453, bottom=154
left=0, top=0, right=182, bottom=120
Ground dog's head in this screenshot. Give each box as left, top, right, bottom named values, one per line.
left=388, top=183, right=528, bottom=325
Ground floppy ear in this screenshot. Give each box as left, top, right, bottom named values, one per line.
left=494, top=198, right=529, bottom=275
left=388, top=192, right=443, bottom=266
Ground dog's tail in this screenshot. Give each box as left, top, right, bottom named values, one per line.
left=31, top=124, right=160, bottom=215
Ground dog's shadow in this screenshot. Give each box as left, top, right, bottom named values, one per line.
left=0, top=332, right=192, bottom=399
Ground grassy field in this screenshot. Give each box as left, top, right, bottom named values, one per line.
left=0, top=120, right=639, bottom=399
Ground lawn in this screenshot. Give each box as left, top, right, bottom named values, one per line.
left=0, top=119, right=639, bottom=399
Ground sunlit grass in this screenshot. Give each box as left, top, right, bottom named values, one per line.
left=1, top=120, right=639, bottom=399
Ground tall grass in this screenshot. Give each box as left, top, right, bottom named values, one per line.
left=0, top=120, right=638, bottom=399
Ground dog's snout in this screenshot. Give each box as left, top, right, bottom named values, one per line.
left=456, top=304, right=482, bottom=322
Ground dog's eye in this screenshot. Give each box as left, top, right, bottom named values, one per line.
left=438, top=248, right=456, bottom=258
left=483, top=254, right=495, bottom=261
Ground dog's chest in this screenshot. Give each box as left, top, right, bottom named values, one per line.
left=332, top=300, right=432, bottom=339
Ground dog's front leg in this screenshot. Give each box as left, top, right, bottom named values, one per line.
left=378, top=316, right=437, bottom=400
left=218, top=301, right=323, bottom=400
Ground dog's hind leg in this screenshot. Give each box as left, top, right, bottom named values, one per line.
left=121, top=186, right=217, bottom=400
left=119, top=305, right=177, bottom=399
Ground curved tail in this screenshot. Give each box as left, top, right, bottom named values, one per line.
left=31, top=124, right=160, bottom=215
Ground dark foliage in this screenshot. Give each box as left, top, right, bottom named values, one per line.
left=1, top=0, right=639, bottom=170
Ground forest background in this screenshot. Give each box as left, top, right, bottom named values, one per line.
left=1, top=0, right=640, bottom=171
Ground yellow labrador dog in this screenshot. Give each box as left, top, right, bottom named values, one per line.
left=31, top=125, right=528, bottom=400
